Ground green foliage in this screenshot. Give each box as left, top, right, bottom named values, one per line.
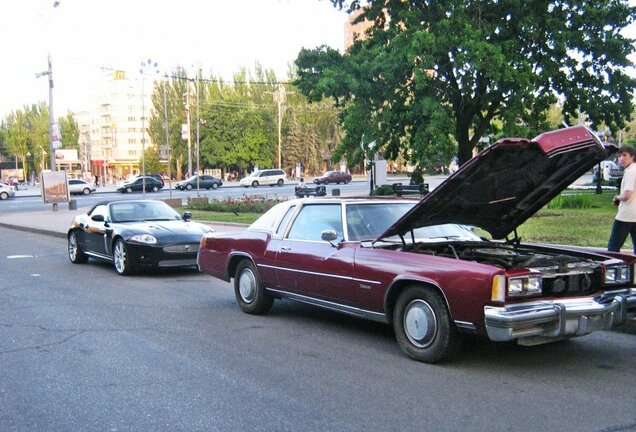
left=59, top=112, right=79, bottom=151
left=140, top=145, right=164, bottom=174
left=546, top=194, right=594, bottom=209
left=296, top=1, right=636, bottom=169
left=187, top=196, right=288, bottom=214
left=373, top=184, right=394, bottom=196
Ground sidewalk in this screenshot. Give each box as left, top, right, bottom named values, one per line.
left=0, top=205, right=248, bottom=239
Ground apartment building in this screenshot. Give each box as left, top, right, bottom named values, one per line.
left=76, top=70, right=157, bottom=184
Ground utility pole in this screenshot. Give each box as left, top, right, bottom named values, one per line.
left=270, top=85, right=294, bottom=169
left=162, top=75, right=172, bottom=198
left=185, top=89, right=192, bottom=177
left=196, top=69, right=201, bottom=196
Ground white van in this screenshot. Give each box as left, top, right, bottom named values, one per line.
left=240, top=169, right=287, bottom=187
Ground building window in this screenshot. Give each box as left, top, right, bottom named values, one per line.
left=129, top=150, right=137, bottom=156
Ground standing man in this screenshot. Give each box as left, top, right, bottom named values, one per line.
left=608, top=145, right=636, bottom=253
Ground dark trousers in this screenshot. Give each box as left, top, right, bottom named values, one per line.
left=607, top=219, right=636, bottom=253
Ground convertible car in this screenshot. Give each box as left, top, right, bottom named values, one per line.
left=197, top=126, right=636, bottom=363
left=68, top=200, right=213, bottom=275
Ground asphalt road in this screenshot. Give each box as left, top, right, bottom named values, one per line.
left=1, top=227, right=635, bottom=432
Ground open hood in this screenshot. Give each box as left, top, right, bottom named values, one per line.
left=379, top=126, right=612, bottom=241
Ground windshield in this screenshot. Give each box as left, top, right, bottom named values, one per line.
left=110, top=201, right=182, bottom=223
left=345, top=202, right=481, bottom=243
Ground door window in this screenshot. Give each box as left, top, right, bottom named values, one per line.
left=287, top=204, right=343, bottom=241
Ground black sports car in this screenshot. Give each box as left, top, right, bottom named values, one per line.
left=67, top=200, right=214, bottom=275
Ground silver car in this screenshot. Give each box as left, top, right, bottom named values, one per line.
left=0, top=183, right=16, bottom=200
left=68, top=179, right=96, bottom=195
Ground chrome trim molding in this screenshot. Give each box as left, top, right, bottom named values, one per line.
left=484, top=288, right=636, bottom=343
left=454, top=320, right=477, bottom=330
left=85, top=251, right=111, bottom=261
left=258, top=263, right=381, bottom=285
left=266, top=287, right=388, bottom=323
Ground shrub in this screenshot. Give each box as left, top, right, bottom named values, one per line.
left=374, top=184, right=394, bottom=196
left=547, top=194, right=594, bottom=209
left=187, top=195, right=288, bottom=214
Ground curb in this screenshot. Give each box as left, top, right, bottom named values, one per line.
left=0, top=222, right=66, bottom=239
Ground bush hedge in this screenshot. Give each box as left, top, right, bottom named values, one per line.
left=187, top=196, right=288, bottom=214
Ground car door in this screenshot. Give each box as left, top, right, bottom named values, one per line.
left=274, top=203, right=356, bottom=304
left=82, top=204, right=111, bottom=257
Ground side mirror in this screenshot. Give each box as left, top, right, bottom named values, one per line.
left=91, top=214, right=105, bottom=222
left=182, top=211, right=192, bottom=221
left=321, top=229, right=338, bottom=245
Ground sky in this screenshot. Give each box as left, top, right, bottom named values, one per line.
left=0, top=0, right=350, bottom=118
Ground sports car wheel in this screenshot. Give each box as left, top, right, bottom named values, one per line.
left=211, top=182, right=219, bottom=189
left=126, top=187, right=133, bottom=194
left=186, top=183, right=193, bottom=190
left=277, top=179, right=284, bottom=186
left=393, top=285, right=460, bottom=363
left=234, top=260, right=274, bottom=314
left=252, top=181, right=259, bottom=188
left=0, top=191, right=8, bottom=200
left=82, top=188, right=90, bottom=195
left=113, top=239, right=134, bottom=275
left=68, top=230, right=88, bottom=263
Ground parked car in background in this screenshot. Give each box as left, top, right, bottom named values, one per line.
left=116, top=176, right=164, bottom=193
left=175, top=175, right=223, bottom=191
left=147, top=173, right=165, bottom=186
left=198, top=126, right=636, bottom=363
left=0, top=183, right=16, bottom=200
left=68, top=199, right=214, bottom=275
left=68, top=179, right=96, bottom=195
left=240, top=169, right=286, bottom=187
left=313, top=170, right=352, bottom=185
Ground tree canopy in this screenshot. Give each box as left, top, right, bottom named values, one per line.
left=295, top=0, right=636, bottom=166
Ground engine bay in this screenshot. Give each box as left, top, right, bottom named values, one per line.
left=396, top=241, right=603, bottom=297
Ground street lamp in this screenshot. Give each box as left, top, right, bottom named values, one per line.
left=140, top=58, right=160, bottom=199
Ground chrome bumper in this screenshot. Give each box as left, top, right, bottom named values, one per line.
left=484, top=288, right=636, bottom=343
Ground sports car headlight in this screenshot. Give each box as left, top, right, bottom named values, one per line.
left=604, top=265, right=630, bottom=284
left=130, top=234, right=157, bottom=244
left=508, top=275, right=542, bottom=297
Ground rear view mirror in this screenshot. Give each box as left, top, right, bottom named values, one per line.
left=91, top=215, right=105, bottom=222
left=321, top=229, right=338, bottom=243
left=182, top=211, right=192, bottom=221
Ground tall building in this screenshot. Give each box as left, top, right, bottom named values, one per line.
left=75, top=71, right=157, bottom=184
left=344, top=8, right=373, bottom=50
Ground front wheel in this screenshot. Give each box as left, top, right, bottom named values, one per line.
left=113, top=239, right=134, bottom=275
left=151, top=186, right=159, bottom=192
left=211, top=182, right=219, bottom=190
left=0, top=191, right=8, bottom=200
left=392, top=285, right=460, bottom=363
left=68, top=230, right=88, bottom=263
left=252, top=181, right=259, bottom=188
left=82, top=188, right=91, bottom=195
left=186, top=183, right=193, bottom=190
left=234, top=260, right=274, bottom=314
left=277, top=179, right=284, bottom=186
left=126, top=187, right=133, bottom=194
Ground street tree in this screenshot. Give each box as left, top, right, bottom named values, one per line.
left=295, top=1, right=636, bottom=166
left=59, top=112, right=79, bottom=152
left=140, top=145, right=164, bottom=175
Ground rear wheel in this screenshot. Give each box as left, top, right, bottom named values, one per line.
left=392, top=285, right=460, bottom=363
left=186, top=183, right=193, bottom=190
left=151, top=185, right=159, bottom=192
left=82, top=188, right=90, bottom=195
left=0, top=191, right=8, bottom=200
left=252, top=181, right=259, bottom=188
left=126, top=187, right=133, bottom=194
left=211, top=182, right=219, bottom=189
left=277, top=179, right=284, bottom=186
left=234, top=260, right=274, bottom=314
left=68, top=230, right=88, bottom=263
left=113, top=239, right=134, bottom=275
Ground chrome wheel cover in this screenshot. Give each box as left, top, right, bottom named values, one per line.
left=238, top=268, right=257, bottom=303
left=404, top=299, right=437, bottom=348
left=113, top=241, right=126, bottom=273
left=68, top=233, right=78, bottom=260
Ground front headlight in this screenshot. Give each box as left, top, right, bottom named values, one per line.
left=604, top=265, right=630, bottom=284
left=508, top=275, right=542, bottom=297
left=130, top=234, right=157, bottom=244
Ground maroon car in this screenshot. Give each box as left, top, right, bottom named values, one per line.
left=313, top=170, right=352, bottom=185
left=198, top=126, right=636, bottom=363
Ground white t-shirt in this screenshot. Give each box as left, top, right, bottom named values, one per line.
left=616, top=163, right=636, bottom=222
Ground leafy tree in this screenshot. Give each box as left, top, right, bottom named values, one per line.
left=140, top=145, right=164, bottom=175
left=295, top=1, right=636, bottom=166
left=59, top=112, right=79, bottom=151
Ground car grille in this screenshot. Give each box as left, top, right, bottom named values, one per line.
left=163, top=243, right=200, bottom=253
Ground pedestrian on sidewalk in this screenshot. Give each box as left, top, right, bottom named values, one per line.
left=608, top=145, right=636, bottom=253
